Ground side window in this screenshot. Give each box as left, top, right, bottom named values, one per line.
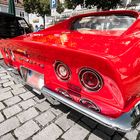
left=18, top=19, right=32, bottom=34
left=18, top=19, right=28, bottom=28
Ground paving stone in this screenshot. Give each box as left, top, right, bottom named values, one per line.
left=121, top=138, right=126, bottom=140
left=14, top=120, right=40, bottom=140
left=50, top=107, right=63, bottom=116
left=33, top=123, right=63, bottom=140
left=88, top=133, right=102, bottom=140
left=4, top=96, right=22, bottom=106
left=112, top=133, right=123, bottom=140
left=3, top=81, right=15, bottom=87
left=0, top=91, right=13, bottom=101
left=0, top=70, right=7, bottom=74
left=10, top=83, right=23, bottom=90
left=97, top=125, right=115, bottom=136
left=93, top=129, right=111, bottom=140
left=13, top=79, right=21, bottom=84
left=17, top=107, right=39, bottom=123
left=0, top=117, right=20, bottom=136
left=35, top=111, right=55, bottom=126
left=61, top=122, right=90, bottom=140
left=0, top=79, right=9, bottom=84
left=81, top=116, right=97, bottom=129
left=0, top=133, right=15, bottom=140
left=35, top=101, right=50, bottom=112
left=19, top=91, right=35, bottom=100
left=125, top=130, right=138, bottom=140
left=0, top=73, right=6, bottom=77
left=50, top=104, right=71, bottom=115
left=19, top=99, right=36, bottom=110
left=0, top=66, right=4, bottom=71
left=1, top=75, right=11, bottom=80
left=55, top=113, right=78, bottom=131
left=0, top=112, right=4, bottom=123
left=12, top=87, right=26, bottom=95
left=3, top=105, right=22, bottom=118
left=0, top=87, right=11, bottom=93
left=0, top=65, right=6, bottom=72
left=0, top=102, right=5, bottom=110
left=33, top=96, right=46, bottom=103
left=10, top=76, right=22, bottom=84
left=136, top=123, right=140, bottom=131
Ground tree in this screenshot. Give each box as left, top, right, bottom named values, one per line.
left=23, top=0, right=51, bottom=26
left=64, top=0, right=122, bottom=10
left=131, top=0, right=139, bottom=4
left=57, top=0, right=64, bottom=14
left=64, top=0, right=84, bottom=9
left=64, top=0, right=74, bottom=9
left=90, top=0, right=123, bottom=10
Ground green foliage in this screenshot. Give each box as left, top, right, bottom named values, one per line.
left=131, top=0, right=139, bottom=4
left=64, top=0, right=74, bottom=9
left=23, top=0, right=51, bottom=16
left=64, top=0, right=84, bottom=9
left=23, top=0, right=51, bottom=26
left=57, top=1, right=64, bottom=14
left=64, top=0, right=122, bottom=10
left=23, top=0, right=39, bottom=13
left=36, top=0, right=51, bottom=16
left=89, top=0, right=122, bottom=10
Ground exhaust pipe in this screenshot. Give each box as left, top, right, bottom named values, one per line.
left=80, top=98, right=100, bottom=112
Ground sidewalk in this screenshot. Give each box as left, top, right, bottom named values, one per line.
left=0, top=60, right=139, bottom=140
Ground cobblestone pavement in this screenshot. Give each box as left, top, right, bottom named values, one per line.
left=0, top=60, right=140, bottom=140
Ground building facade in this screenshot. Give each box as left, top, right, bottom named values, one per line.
left=0, top=0, right=29, bottom=22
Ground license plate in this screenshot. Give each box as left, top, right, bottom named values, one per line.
left=21, top=67, right=44, bottom=90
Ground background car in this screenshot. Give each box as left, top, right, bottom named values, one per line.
left=0, top=12, right=32, bottom=39
left=0, top=12, right=32, bottom=58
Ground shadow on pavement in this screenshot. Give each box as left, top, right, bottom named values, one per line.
left=40, top=95, right=126, bottom=140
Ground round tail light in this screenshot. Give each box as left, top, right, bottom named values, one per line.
left=55, top=61, right=71, bottom=81
left=79, top=68, right=103, bottom=91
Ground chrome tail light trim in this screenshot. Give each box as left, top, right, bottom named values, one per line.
left=54, top=61, right=71, bottom=81
left=79, top=68, right=103, bottom=92
left=41, top=86, right=140, bottom=132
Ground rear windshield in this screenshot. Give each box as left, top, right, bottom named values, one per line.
left=71, top=15, right=136, bottom=31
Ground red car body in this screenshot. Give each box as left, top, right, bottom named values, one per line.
left=1, top=10, right=140, bottom=132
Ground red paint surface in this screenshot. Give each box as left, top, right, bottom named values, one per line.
left=1, top=10, right=140, bottom=118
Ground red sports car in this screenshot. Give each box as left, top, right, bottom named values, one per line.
left=0, top=10, right=140, bottom=132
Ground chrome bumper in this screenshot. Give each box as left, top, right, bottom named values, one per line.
left=41, top=87, right=140, bottom=132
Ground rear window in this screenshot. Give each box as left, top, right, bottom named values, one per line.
left=71, top=15, right=136, bottom=31
left=0, top=15, right=20, bottom=38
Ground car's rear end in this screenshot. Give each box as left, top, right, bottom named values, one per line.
left=1, top=10, right=140, bottom=132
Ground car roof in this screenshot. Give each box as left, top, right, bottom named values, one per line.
left=0, top=12, right=24, bottom=20
left=72, top=10, right=139, bottom=19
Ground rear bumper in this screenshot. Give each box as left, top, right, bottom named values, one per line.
left=41, top=86, right=140, bottom=132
